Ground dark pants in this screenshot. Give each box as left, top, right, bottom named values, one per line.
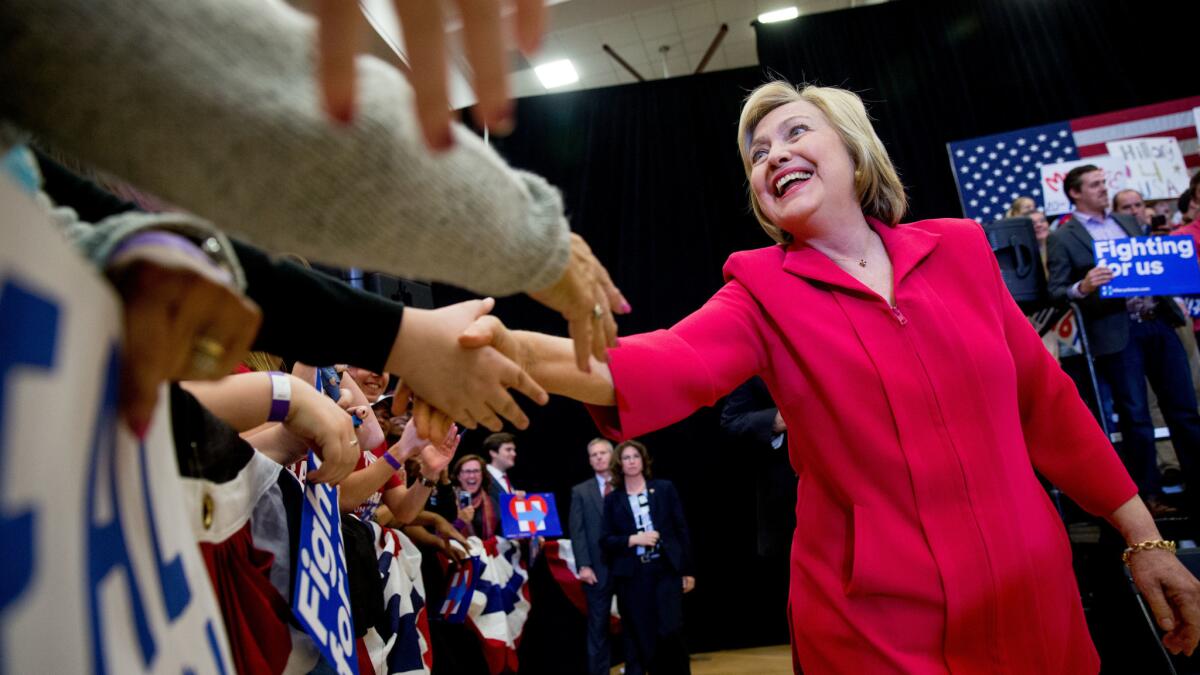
left=1095, top=317, right=1200, bottom=504
left=616, top=559, right=690, bottom=675
left=584, top=574, right=615, bottom=675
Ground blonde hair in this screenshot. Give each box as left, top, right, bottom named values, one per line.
left=736, top=81, right=907, bottom=244
left=1006, top=196, right=1036, bottom=218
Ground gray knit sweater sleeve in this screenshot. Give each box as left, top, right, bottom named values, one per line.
left=0, top=0, right=570, bottom=296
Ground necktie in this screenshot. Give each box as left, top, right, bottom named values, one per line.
left=603, top=480, right=613, bottom=497
left=504, top=474, right=513, bottom=493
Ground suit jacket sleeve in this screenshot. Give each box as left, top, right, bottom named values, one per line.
left=980, top=229, right=1137, bottom=515
left=720, top=377, right=778, bottom=445
left=587, top=279, right=771, bottom=440
left=568, top=485, right=593, bottom=569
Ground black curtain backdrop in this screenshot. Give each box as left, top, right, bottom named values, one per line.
left=754, top=0, right=1198, bottom=221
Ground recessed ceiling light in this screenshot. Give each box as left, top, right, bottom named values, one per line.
left=758, top=7, right=800, bottom=23
left=534, top=59, right=579, bottom=89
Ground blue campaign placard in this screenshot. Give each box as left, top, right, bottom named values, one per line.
left=293, top=452, right=359, bottom=675
left=499, top=493, right=564, bottom=539
left=1094, top=235, right=1200, bottom=298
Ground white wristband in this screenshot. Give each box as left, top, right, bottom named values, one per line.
left=267, top=372, right=292, bottom=422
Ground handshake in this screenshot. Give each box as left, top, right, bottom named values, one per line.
left=385, top=233, right=629, bottom=441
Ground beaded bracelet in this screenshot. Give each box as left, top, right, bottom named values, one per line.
left=1122, top=539, right=1177, bottom=566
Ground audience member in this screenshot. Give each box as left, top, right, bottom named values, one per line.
left=1113, top=189, right=1155, bottom=233
left=484, top=432, right=525, bottom=502
left=569, top=438, right=620, bottom=675
left=452, top=454, right=499, bottom=539
left=346, top=366, right=389, bottom=400
left=601, top=441, right=694, bottom=675
left=1006, top=195, right=1036, bottom=217
left=1181, top=187, right=1200, bottom=229
left=1047, top=164, right=1200, bottom=516
left=720, top=376, right=796, bottom=559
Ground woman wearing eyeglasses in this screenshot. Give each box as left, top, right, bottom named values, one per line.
left=601, top=440, right=695, bottom=675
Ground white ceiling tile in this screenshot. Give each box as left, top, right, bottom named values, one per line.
left=553, top=24, right=604, bottom=52
left=757, top=0, right=795, bottom=14
left=712, top=0, right=757, bottom=18
left=723, top=18, right=758, bottom=43
left=662, top=56, right=690, bottom=78
left=573, top=53, right=616, bottom=78
left=587, top=71, right=619, bottom=88
left=672, top=1, right=717, bottom=32
left=594, top=16, right=642, bottom=45
left=606, top=41, right=650, bottom=66
left=509, top=69, right=546, bottom=99
left=613, top=68, right=639, bottom=84
left=682, top=26, right=718, bottom=55
left=633, top=8, right=679, bottom=40
left=722, top=40, right=759, bottom=67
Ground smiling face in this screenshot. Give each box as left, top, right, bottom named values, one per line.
left=1030, top=211, right=1049, bottom=242
left=747, top=100, right=859, bottom=237
left=345, top=367, right=389, bottom=400
left=457, top=459, right=483, bottom=494
left=489, top=442, right=517, bottom=471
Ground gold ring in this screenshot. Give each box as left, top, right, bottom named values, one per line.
left=193, top=336, right=226, bottom=359
left=592, top=303, right=604, bottom=320
left=190, top=336, right=226, bottom=375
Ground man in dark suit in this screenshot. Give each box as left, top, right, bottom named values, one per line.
left=1047, top=164, right=1200, bottom=515
left=569, top=438, right=617, bottom=675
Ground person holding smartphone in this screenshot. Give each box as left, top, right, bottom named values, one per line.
left=451, top=454, right=499, bottom=539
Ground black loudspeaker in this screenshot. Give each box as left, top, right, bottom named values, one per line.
left=983, top=217, right=1047, bottom=308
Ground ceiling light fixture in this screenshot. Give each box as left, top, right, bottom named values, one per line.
left=534, top=59, right=579, bottom=89
left=758, top=7, right=800, bottom=23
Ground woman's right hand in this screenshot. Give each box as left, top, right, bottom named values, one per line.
left=529, top=234, right=629, bottom=372
left=629, top=531, right=660, bottom=547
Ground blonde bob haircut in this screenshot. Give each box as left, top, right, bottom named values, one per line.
left=737, top=81, right=907, bottom=244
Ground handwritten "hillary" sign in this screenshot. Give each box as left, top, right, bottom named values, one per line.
left=1094, top=236, right=1200, bottom=298
left=293, top=452, right=358, bottom=675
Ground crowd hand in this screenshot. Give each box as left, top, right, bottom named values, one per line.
left=529, top=234, right=629, bottom=372
left=682, top=576, right=696, bottom=593
left=387, top=419, right=427, bottom=464
left=283, top=376, right=360, bottom=484
left=313, top=0, right=545, bottom=148
left=1079, top=265, right=1114, bottom=295
left=412, top=397, right=458, bottom=447
left=1130, top=550, right=1200, bottom=655
left=444, top=538, right=470, bottom=565
left=458, top=504, right=476, bottom=523
left=773, top=410, right=787, bottom=434
left=578, top=566, right=598, bottom=585
left=630, top=531, right=660, bottom=547
left=111, top=257, right=261, bottom=437
left=418, top=423, right=462, bottom=475
left=394, top=298, right=547, bottom=437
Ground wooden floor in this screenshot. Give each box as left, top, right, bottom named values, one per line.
left=611, top=644, right=793, bottom=674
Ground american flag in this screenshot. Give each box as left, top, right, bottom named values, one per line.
left=948, top=95, right=1200, bottom=222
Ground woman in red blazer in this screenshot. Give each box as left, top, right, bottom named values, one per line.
left=462, top=81, right=1200, bottom=673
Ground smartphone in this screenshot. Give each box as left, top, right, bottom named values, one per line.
left=1150, top=214, right=1169, bottom=234
left=458, top=490, right=472, bottom=508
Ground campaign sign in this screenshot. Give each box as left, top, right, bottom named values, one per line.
left=500, top=493, right=563, bottom=538
left=293, top=452, right=358, bottom=675
left=1094, top=236, right=1200, bottom=298
left=0, top=173, right=232, bottom=674
left=1040, top=156, right=1128, bottom=215
left=438, top=555, right=482, bottom=624
left=1185, top=297, right=1200, bottom=319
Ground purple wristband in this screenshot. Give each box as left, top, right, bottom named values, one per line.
left=382, top=452, right=403, bottom=471
left=267, top=372, right=291, bottom=422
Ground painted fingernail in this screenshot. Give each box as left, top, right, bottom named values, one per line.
left=619, top=302, right=632, bottom=314
left=131, top=420, right=150, bottom=440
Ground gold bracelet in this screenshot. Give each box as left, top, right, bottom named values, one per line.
left=1122, top=539, right=1177, bottom=566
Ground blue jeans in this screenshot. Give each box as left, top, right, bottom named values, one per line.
left=1096, top=317, right=1200, bottom=501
